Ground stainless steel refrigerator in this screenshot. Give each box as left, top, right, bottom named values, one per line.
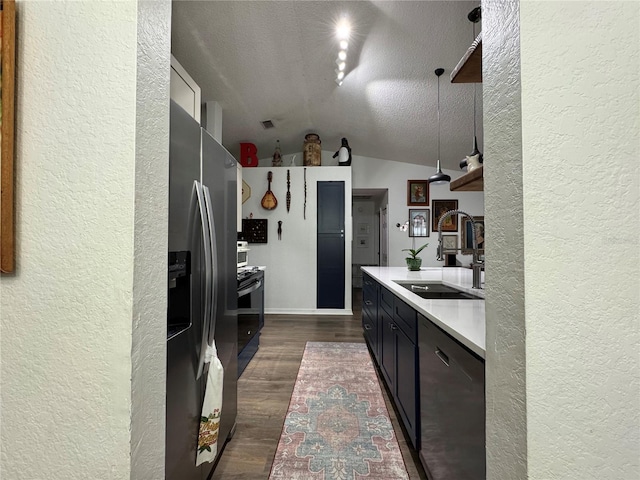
left=166, top=100, right=238, bottom=480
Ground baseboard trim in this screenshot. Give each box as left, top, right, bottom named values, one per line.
left=265, top=308, right=354, bottom=316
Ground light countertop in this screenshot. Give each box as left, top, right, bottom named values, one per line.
left=361, top=267, right=486, bottom=358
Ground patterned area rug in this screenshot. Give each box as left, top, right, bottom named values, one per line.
left=269, top=342, right=410, bottom=480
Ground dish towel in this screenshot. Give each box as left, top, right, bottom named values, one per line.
left=196, top=342, right=224, bottom=466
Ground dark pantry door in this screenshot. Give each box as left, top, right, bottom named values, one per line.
left=317, top=181, right=345, bottom=308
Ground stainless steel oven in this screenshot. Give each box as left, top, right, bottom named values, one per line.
left=237, top=268, right=264, bottom=376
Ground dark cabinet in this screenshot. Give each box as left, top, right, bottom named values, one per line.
left=317, top=182, right=345, bottom=308
left=362, top=274, right=380, bottom=362
left=361, top=274, right=485, bottom=477
left=377, top=288, right=419, bottom=449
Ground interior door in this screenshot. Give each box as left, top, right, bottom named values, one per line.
left=380, top=206, right=388, bottom=266
left=317, top=181, right=345, bottom=308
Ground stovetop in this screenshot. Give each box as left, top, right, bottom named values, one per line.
left=237, top=266, right=262, bottom=283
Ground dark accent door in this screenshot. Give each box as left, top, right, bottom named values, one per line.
left=317, top=181, right=345, bottom=308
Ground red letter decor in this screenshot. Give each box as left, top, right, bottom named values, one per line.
left=239, top=143, right=259, bottom=167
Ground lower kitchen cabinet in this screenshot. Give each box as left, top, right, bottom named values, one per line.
left=362, top=274, right=380, bottom=362
left=378, top=294, right=419, bottom=449
left=361, top=271, right=486, bottom=479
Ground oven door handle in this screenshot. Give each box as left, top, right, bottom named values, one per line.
left=238, top=279, right=262, bottom=298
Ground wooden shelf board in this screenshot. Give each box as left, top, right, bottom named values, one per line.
left=451, top=32, right=482, bottom=84
left=450, top=166, right=483, bottom=191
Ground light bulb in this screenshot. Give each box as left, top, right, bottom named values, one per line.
left=340, top=40, right=348, bottom=50
left=337, top=71, right=345, bottom=80
left=337, top=61, right=346, bottom=71
left=338, top=50, right=347, bottom=61
left=336, top=18, right=351, bottom=40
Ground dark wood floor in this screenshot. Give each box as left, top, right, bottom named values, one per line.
left=211, top=289, right=427, bottom=480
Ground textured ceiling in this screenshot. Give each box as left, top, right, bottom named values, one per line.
left=171, top=0, right=483, bottom=170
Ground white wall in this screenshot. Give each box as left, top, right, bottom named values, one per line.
left=351, top=154, right=484, bottom=267
left=483, top=1, right=527, bottom=478
left=0, top=2, right=170, bottom=478
left=352, top=198, right=379, bottom=288
left=132, top=1, right=171, bottom=478
left=241, top=165, right=352, bottom=314
left=520, top=2, right=639, bottom=479
left=352, top=199, right=378, bottom=266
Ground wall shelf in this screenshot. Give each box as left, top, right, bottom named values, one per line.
left=450, top=32, right=482, bottom=83
left=450, top=166, right=483, bottom=191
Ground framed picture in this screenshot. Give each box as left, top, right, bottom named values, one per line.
left=432, top=199, right=459, bottom=232
left=356, top=236, right=369, bottom=248
left=0, top=0, right=16, bottom=273
left=461, top=216, right=485, bottom=255
left=407, top=180, right=429, bottom=206
left=442, top=234, right=458, bottom=252
left=409, top=209, right=429, bottom=237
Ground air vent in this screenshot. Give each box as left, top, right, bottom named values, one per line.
left=260, top=120, right=275, bottom=129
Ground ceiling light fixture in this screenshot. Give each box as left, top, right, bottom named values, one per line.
left=335, top=17, right=351, bottom=86
left=428, top=68, right=451, bottom=185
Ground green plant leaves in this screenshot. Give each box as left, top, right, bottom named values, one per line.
left=402, top=243, right=428, bottom=258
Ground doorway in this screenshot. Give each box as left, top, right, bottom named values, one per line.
left=351, top=189, right=388, bottom=291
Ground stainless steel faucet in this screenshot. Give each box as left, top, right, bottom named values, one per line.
left=437, top=209, right=483, bottom=289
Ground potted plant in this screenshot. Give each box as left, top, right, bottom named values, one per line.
left=402, top=243, right=428, bottom=271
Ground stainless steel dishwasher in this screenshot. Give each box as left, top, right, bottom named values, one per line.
left=418, top=314, right=485, bottom=480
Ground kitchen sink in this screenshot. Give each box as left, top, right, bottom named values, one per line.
left=394, top=282, right=482, bottom=300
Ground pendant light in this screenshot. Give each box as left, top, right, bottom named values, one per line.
left=428, top=68, right=451, bottom=185
left=460, top=7, right=483, bottom=170
left=469, top=7, right=483, bottom=162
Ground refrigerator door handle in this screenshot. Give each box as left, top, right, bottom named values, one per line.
left=202, top=184, right=218, bottom=342
left=192, top=180, right=213, bottom=380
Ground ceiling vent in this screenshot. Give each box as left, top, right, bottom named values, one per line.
left=260, top=120, right=275, bottom=129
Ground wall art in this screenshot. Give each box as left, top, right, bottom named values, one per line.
left=461, top=215, right=484, bottom=255
left=1, top=0, right=16, bottom=273
left=407, top=179, right=429, bottom=206
left=409, top=209, right=429, bottom=237
left=432, top=199, right=458, bottom=232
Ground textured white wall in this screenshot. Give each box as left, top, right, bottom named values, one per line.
left=0, top=2, right=170, bottom=478
left=242, top=166, right=353, bottom=314
left=482, top=1, right=528, bottom=479
left=521, top=2, right=639, bottom=479
left=131, top=1, right=171, bottom=478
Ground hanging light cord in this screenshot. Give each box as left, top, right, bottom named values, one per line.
left=472, top=20, right=477, bottom=149
left=437, top=71, right=441, bottom=166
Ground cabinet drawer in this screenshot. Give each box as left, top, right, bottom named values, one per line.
left=380, top=286, right=395, bottom=315
left=394, top=298, right=417, bottom=342
left=362, top=273, right=376, bottom=289
left=362, top=287, right=377, bottom=310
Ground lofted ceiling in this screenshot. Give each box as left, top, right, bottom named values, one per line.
left=171, top=0, right=483, bottom=171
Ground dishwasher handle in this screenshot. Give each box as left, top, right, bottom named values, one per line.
left=435, top=347, right=450, bottom=366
